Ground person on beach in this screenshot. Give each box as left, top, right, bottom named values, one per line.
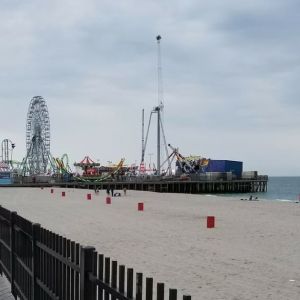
left=106, top=187, right=110, bottom=195
left=123, top=187, right=127, bottom=196
left=111, top=187, right=114, bottom=197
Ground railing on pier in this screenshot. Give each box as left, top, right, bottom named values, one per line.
left=0, top=206, right=191, bottom=300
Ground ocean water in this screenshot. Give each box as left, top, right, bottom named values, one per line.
left=224, top=177, right=300, bottom=202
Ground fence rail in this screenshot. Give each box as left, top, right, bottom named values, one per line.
left=0, top=205, right=191, bottom=300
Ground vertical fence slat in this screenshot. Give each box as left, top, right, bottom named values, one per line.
left=52, top=233, right=55, bottom=297
left=43, top=229, right=46, bottom=291
left=157, top=283, right=165, bottom=300
left=58, top=235, right=63, bottom=300
left=98, top=254, right=104, bottom=300
left=55, top=234, right=60, bottom=299
left=183, top=296, right=191, bottom=300
left=51, top=232, right=56, bottom=297
left=80, top=246, right=96, bottom=300
left=136, top=272, right=143, bottom=300
left=169, top=289, right=177, bottom=300
left=0, top=206, right=3, bottom=276
left=66, top=239, right=71, bottom=300
left=75, top=243, right=80, bottom=300
left=111, top=260, right=117, bottom=300
left=127, top=268, right=133, bottom=299
left=46, top=230, right=51, bottom=294
left=92, top=252, right=97, bottom=300
left=118, top=265, right=125, bottom=295
left=70, top=241, right=75, bottom=300
left=104, top=257, right=110, bottom=300
left=10, top=211, right=17, bottom=298
left=146, top=277, right=153, bottom=300
left=32, top=223, right=40, bottom=300
left=48, top=231, right=53, bottom=295
left=62, top=238, right=67, bottom=299
left=43, top=229, right=47, bottom=300
left=41, top=229, right=45, bottom=291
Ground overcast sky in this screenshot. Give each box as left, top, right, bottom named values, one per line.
left=0, top=0, right=299, bottom=176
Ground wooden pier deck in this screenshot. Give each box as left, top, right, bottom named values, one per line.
left=2, top=176, right=268, bottom=194
left=78, top=177, right=268, bottom=194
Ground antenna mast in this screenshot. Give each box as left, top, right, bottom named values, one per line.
left=156, top=35, right=162, bottom=175
left=156, top=35, right=163, bottom=109
left=141, top=109, right=145, bottom=163
left=142, top=35, right=171, bottom=176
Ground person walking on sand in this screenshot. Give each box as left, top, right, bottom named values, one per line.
left=106, top=187, right=110, bottom=195
left=123, top=187, right=127, bottom=196
left=111, top=187, right=114, bottom=197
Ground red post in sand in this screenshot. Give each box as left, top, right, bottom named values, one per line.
left=138, top=202, right=144, bottom=211
left=87, top=193, right=92, bottom=200
left=50, top=189, right=54, bottom=194
left=62, top=191, right=66, bottom=197
left=106, top=197, right=111, bottom=204
left=207, top=216, right=215, bottom=228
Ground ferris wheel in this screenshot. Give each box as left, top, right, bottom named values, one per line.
left=23, top=96, right=53, bottom=175
left=26, top=96, right=50, bottom=153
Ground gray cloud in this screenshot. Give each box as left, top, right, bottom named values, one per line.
left=0, top=0, right=299, bottom=175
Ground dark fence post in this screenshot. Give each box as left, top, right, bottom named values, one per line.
left=111, top=260, right=118, bottom=300
left=146, top=277, right=153, bottom=300
left=183, top=296, right=191, bottom=300
left=118, top=265, right=125, bottom=294
left=0, top=206, right=2, bottom=276
left=157, top=282, right=165, bottom=300
left=127, top=268, right=133, bottom=298
left=136, top=272, right=143, bottom=300
left=32, top=223, right=41, bottom=300
left=10, top=211, right=17, bottom=299
left=80, top=246, right=96, bottom=300
left=169, top=289, right=177, bottom=300
left=104, top=257, right=110, bottom=300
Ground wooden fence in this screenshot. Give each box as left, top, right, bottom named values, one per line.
left=0, top=206, right=191, bottom=300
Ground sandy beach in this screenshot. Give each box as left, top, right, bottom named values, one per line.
left=0, top=187, right=299, bottom=299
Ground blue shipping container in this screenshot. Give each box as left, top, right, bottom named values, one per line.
left=206, top=160, right=243, bottom=177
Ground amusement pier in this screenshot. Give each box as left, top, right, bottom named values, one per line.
left=0, top=97, right=268, bottom=194
left=0, top=37, right=268, bottom=193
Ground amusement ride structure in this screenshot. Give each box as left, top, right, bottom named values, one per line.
left=22, top=96, right=55, bottom=175
left=0, top=139, right=15, bottom=170
left=55, top=154, right=72, bottom=175
left=140, top=35, right=171, bottom=175
left=162, top=144, right=210, bottom=175
left=74, top=156, right=126, bottom=182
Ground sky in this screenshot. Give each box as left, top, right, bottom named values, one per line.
left=0, top=0, right=299, bottom=176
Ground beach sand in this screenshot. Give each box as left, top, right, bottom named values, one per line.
left=0, top=187, right=299, bottom=299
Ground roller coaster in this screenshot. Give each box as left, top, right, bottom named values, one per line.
left=55, top=154, right=72, bottom=175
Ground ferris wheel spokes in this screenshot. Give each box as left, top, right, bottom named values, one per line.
left=22, top=96, right=54, bottom=176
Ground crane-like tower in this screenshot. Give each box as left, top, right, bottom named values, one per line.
left=141, top=35, right=171, bottom=175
